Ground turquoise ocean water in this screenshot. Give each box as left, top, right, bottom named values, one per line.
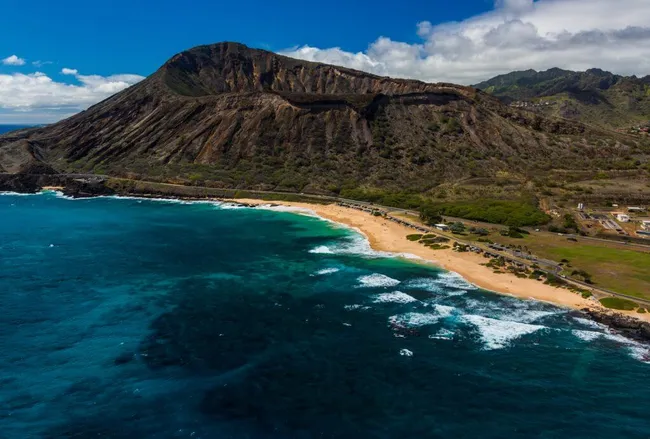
left=1, top=192, right=649, bottom=438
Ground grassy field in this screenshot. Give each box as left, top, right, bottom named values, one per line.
left=478, top=232, right=650, bottom=300
left=380, top=210, right=650, bottom=300
left=599, top=297, right=639, bottom=310
left=542, top=245, right=650, bottom=299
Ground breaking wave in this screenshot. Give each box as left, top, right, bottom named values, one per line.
left=315, top=267, right=340, bottom=276
left=357, top=274, right=401, bottom=288
left=461, top=314, right=547, bottom=350
left=389, top=312, right=441, bottom=327
left=388, top=305, right=456, bottom=328
left=404, top=276, right=470, bottom=296
left=572, top=330, right=602, bottom=342
left=434, top=272, right=476, bottom=290
left=429, top=328, right=455, bottom=340
left=373, top=291, right=417, bottom=304
left=343, top=304, right=371, bottom=311
left=0, top=191, right=41, bottom=196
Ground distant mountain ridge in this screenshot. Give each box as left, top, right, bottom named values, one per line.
left=474, top=68, right=650, bottom=128
left=0, top=43, right=647, bottom=195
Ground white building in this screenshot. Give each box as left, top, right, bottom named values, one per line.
left=616, top=214, right=630, bottom=223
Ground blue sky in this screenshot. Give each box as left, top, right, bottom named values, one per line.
left=2, top=0, right=649, bottom=123
left=0, top=0, right=492, bottom=79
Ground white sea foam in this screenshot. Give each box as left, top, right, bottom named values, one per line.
left=373, top=291, right=417, bottom=304
left=572, top=330, right=602, bottom=342
left=572, top=317, right=606, bottom=330
left=462, top=314, right=546, bottom=350
left=627, top=345, right=650, bottom=363
left=219, top=202, right=246, bottom=209
left=309, top=246, right=334, bottom=254
left=571, top=328, right=650, bottom=362
left=508, top=309, right=562, bottom=323
left=315, top=267, right=340, bottom=276
left=102, top=194, right=215, bottom=205
left=389, top=312, right=441, bottom=327
left=404, top=278, right=444, bottom=293
left=0, top=191, right=40, bottom=196
left=602, top=331, right=636, bottom=345
left=308, top=233, right=419, bottom=260
left=49, top=190, right=80, bottom=200
left=399, top=348, right=414, bottom=357
left=463, top=298, right=564, bottom=323
left=309, top=235, right=387, bottom=258
left=405, top=275, right=470, bottom=297
left=435, top=272, right=476, bottom=290
left=429, top=328, right=455, bottom=340
left=433, top=304, right=456, bottom=318
left=600, top=330, right=650, bottom=363
left=388, top=306, right=456, bottom=327
left=100, top=194, right=241, bottom=209
left=357, top=273, right=401, bottom=288
left=343, top=304, right=371, bottom=311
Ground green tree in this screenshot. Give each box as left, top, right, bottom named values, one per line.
left=420, top=204, right=442, bottom=226
left=450, top=222, right=466, bottom=234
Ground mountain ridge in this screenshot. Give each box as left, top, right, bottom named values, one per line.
left=0, top=42, right=646, bottom=195
left=474, top=68, right=650, bottom=129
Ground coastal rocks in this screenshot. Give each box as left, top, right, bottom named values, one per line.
left=61, top=178, right=115, bottom=198
left=0, top=173, right=42, bottom=193
left=581, top=308, right=650, bottom=343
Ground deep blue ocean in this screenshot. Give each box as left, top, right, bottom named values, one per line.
left=0, top=125, right=32, bottom=135
left=1, top=192, right=649, bottom=438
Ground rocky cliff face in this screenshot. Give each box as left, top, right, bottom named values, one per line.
left=0, top=43, right=640, bottom=193
left=161, top=42, right=457, bottom=97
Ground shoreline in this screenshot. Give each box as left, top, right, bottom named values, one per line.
left=3, top=188, right=650, bottom=326
left=234, top=198, right=650, bottom=324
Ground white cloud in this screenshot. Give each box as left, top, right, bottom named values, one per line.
left=2, top=55, right=26, bottom=66
left=61, top=68, right=78, bottom=75
left=32, top=60, right=53, bottom=67
left=281, top=0, right=650, bottom=84
left=0, top=69, right=144, bottom=123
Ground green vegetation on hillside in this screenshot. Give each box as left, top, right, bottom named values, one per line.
left=474, top=67, right=650, bottom=129
left=599, top=297, right=638, bottom=310
left=339, top=188, right=549, bottom=227
left=431, top=199, right=550, bottom=227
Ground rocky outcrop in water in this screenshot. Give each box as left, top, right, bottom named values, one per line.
left=581, top=308, right=650, bottom=343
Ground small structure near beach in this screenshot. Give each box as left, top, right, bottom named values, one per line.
left=616, top=213, right=630, bottom=223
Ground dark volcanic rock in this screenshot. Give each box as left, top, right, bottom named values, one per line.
left=0, top=173, right=43, bottom=193
left=581, top=308, right=650, bottom=343
left=61, top=178, right=116, bottom=198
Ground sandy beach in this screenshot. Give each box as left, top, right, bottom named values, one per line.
left=235, top=198, right=650, bottom=322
